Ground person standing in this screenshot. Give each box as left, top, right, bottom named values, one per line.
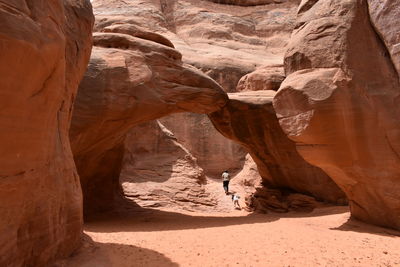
left=221, top=170, right=230, bottom=195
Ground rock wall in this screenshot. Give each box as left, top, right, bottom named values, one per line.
left=273, top=0, right=400, bottom=230
left=120, top=120, right=217, bottom=210
left=159, top=113, right=246, bottom=176
left=210, top=91, right=346, bottom=203
left=0, top=0, right=93, bottom=266
left=93, top=0, right=298, bottom=87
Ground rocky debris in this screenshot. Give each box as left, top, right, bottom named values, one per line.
left=245, top=187, right=319, bottom=213
left=0, top=0, right=94, bottom=266
left=209, top=91, right=346, bottom=203
left=273, top=0, right=400, bottom=230
left=237, top=65, right=285, bottom=92
left=70, top=29, right=227, bottom=215
left=120, top=120, right=217, bottom=211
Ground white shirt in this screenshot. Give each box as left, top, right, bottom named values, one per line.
left=222, top=172, right=230, bottom=181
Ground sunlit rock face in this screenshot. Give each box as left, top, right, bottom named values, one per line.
left=120, top=120, right=218, bottom=211
left=0, top=0, right=93, bottom=266
left=273, top=0, right=400, bottom=230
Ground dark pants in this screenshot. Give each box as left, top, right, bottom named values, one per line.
left=223, top=180, right=230, bottom=193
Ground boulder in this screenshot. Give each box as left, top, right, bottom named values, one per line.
left=237, top=65, right=285, bottom=92
left=273, top=0, right=400, bottom=230
left=0, top=0, right=93, bottom=265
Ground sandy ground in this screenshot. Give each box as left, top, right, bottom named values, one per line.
left=55, top=204, right=400, bottom=267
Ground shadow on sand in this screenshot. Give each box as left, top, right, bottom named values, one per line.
left=330, top=217, right=400, bottom=237
left=85, top=198, right=350, bottom=233
left=54, top=234, right=179, bottom=267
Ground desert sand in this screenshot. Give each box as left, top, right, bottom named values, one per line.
left=57, top=201, right=400, bottom=267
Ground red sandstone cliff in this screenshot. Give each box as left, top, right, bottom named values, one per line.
left=0, top=1, right=93, bottom=265
left=273, top=0, right=400, bottom=230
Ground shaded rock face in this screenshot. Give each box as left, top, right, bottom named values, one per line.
left=367, top=0, right=400, bottom=78
left=209, top=91, right=346, bottom=203
left=273, top=0, right=400, bottom=230
left=246, top=187, right=319, bottom=213
left=120, top=121, right=217, bottom=210
left=70, top=30, right=227, bottom=215
left=0, top=0, right=93, bottom=266
left=159, top=113, right=247, bottom=176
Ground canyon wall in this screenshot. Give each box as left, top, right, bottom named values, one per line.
left=273, top=0, right=400, bottom=230
left=0, top=0, right=93, bottom=265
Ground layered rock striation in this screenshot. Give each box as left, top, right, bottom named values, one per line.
left=0, top=0, right=93, bottom=266
left=273, top=0, right=400, bottom=229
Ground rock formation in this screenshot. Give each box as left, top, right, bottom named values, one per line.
left=237, top=66, right=285, bottom=92
left=85, top=0, right=298, bottom=211
left=159, top=113, right=247, bottom=176
left=90, top=0, right=298, bottom=188
left=0, top=0, right=93, bottom=266
left=120, top=120, right=217, bottom=211
left=70, top=29, right=227, bottom=215
left=92, top=0, right=298, bottom=89
left=273, top=0, right=400, bottom=230
left=209, top=91, right=346, bottom=203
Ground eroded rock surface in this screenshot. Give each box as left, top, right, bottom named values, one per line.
left=209, top=91, right=346, bottom=203
left=92, top=0, right=298, bottom=90
left=70, top=30, right=227, bottom=215
left=91, top=0, right=299, bottom=188
left=273, top=0, right=400, bottom=229
left=0, top=0, right=93, bottom=266
left=121, top=120, right=217, bottom=210
left=237, top=65, right=285, bottom=92
left=159, top=113, right=247, bottom=176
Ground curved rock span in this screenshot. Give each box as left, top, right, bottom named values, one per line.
left=70, top=29, right=228, bottom=215
left=273, top=0, right=400, bottom=230
left=0, top=0, right=93, bottom=266
left=209, top=91, right=346, bottom=203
